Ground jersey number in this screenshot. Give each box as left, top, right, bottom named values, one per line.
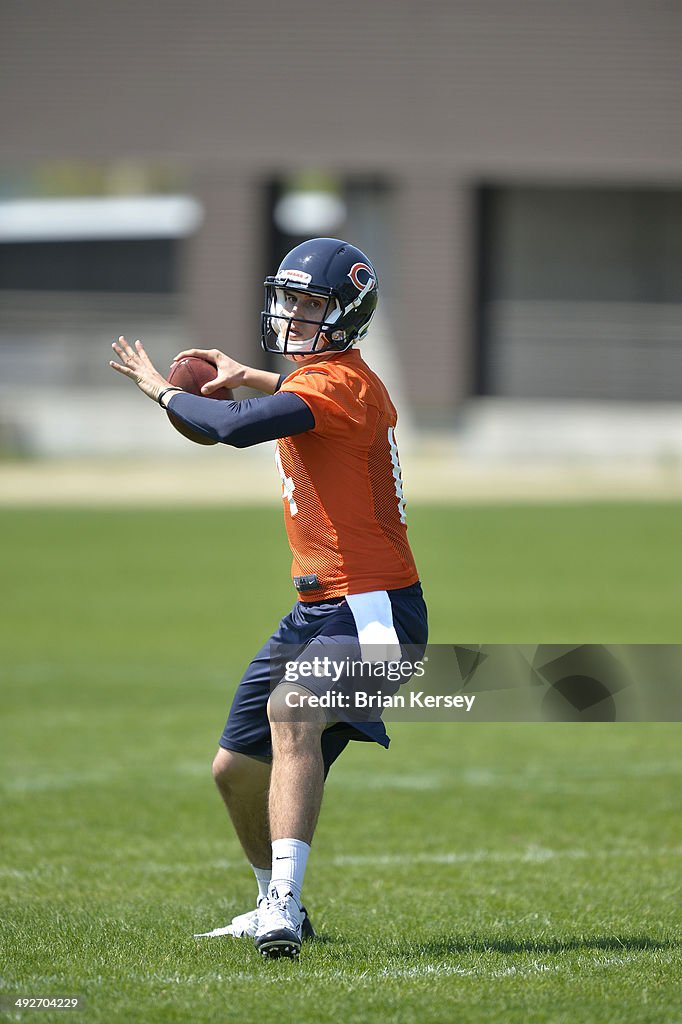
left=388, top=427, right=407, bottom=524
left=276, top=435, right=404, bottom=523
left=275, top=448, right=298, bottom=516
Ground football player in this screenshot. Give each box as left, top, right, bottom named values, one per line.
left=110, top=237, right=428, bottom=959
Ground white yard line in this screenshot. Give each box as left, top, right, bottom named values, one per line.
left=4, top=758, right=680, bottom=795
left=2, top=455, right=682, bottom=506
left=1, top=768, right=122, bottom=794
left=332, top=845, right=681, bottom=866
left=12, top=951, right=648, bottom=990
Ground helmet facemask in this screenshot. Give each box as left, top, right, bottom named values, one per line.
left=262, top=284, right=349, bottom=355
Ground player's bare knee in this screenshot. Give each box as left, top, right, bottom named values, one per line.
left=212, top=747, right=270, bottom=794
left=212, top=748, right=235, bottom=786
left=212, top=748, right=250, bottom=789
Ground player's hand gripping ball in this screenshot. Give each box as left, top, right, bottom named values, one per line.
left=166, top=357, right=234, bottom=446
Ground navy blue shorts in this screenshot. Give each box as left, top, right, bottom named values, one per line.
left=219, top=581, right=428, bottom=775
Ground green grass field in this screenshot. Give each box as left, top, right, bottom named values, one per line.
left=1, top=504, right=680, bottom=1023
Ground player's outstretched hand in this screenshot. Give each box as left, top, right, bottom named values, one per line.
left=172, top=348, right=248, bottom=394
left=110, top=336, right=170, bottom=402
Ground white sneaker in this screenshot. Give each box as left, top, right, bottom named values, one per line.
left=193, top=902, right=262, bottom=939
left=254, top=889, right=304, bottom=959
left=195, top=899, right=315, bottom=943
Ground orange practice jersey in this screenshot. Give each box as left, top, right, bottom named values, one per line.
left=277, top=349, right=419, bottom=602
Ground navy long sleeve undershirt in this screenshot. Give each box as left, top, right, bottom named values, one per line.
left=165, top=390, right=315, bottom=447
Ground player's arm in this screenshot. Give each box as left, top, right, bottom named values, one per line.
left=164, top=390, right=314, bottom=447
left=109, top=336, right=310, bottom=446
left=172, top=348, right=282, bottom=395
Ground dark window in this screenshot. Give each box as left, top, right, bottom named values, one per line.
left=0, top=238, right=178, bottom=292
left=476, top=186, right=682, bottom=401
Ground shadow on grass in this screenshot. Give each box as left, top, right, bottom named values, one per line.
left=406, top=934, right=677, bottom=956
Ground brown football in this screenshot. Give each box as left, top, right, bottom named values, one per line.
left=165, top=357, right=235, bottom=446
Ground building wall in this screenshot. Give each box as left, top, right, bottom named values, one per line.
left=2, top=1, right=681, bottom=422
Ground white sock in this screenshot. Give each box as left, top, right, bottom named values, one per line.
left=251, top=864, right=271, bottom=903
left=268, top=838, right=310, bottom=906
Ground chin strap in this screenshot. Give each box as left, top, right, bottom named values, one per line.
left=343, top=277, right=374, bottom=314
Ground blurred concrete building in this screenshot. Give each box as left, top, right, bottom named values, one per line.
left=1, top=1, right=681, bottom=457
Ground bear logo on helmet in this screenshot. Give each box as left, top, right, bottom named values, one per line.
left=347, top=262, right=377, bottom=293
